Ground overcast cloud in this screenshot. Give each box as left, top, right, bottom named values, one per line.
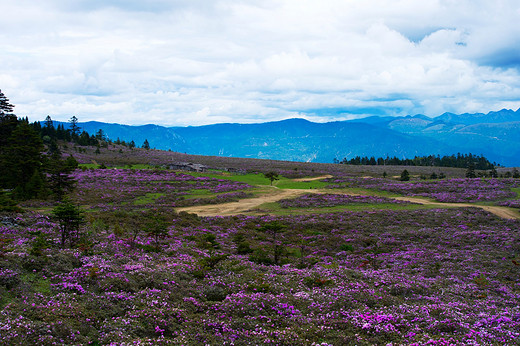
left=1, top=0, right=520, bottom=126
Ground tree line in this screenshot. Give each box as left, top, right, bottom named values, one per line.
left=336, top=153, right=496, bottom=170
left=0, top=90, right=80, bottom=202
left=1, top=89, right=151, bottom=203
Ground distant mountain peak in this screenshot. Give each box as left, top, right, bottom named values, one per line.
left=71, top=107, right=520, bottom=166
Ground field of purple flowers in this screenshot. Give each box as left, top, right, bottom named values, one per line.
left=278, top=193, right=414, bottom=209
left=1, top=196, right=519, bottom=344
left=1, top=161, right=520, bottom=345
left=72, top=168, right=253, bottom=210
left=326, top=177, right=520, bottom=203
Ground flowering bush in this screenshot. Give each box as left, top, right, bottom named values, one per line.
left=497, top=199, right=520, bottom=208
left=278, top=193, right=414, bottom=208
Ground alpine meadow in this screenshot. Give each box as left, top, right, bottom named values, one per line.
left=2, top=1, right=520, bottom=345
left=1, top=88, right=520, bottom=345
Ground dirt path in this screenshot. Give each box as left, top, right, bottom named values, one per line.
left=292, top=175, right=333, bottom=182
left=176, top=181, right=520, bottom=220
left=393, top=196, right=520, bottom=220
left=176, top=188, right=317, bottom=217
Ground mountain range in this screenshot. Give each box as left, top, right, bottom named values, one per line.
left=76, top=108, right=520, bottom=166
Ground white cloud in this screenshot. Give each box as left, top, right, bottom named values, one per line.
left=0, top=0, right=519, bottom=126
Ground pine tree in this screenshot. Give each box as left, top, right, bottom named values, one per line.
left=0, top=89, right=15, bottom=115
left=69, top=116, right=80, bottom=139
left=466, top=163, right=476, bottom=178
left=142, top=139, right=150, bottom=150
left=0, top=89, right=18, bottom=149
left=46, top=152, right=78, bottom=201
left=25, top=170, right=47, bottom=200
left=400, top=169, right=410, bottom=181
left=42, top=115, right=56, bottom=138
left=52, top=200, right=84, bottom=248
left=1, top=122, right=44, bottom=198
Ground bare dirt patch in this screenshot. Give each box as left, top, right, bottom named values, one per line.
left=176, top=188, right=315, bottom=216
left=177, top=183, right=520, bottom=220
left=393, top=196, right=520, bottom=220
left=292, top=175, right=333, bottom=182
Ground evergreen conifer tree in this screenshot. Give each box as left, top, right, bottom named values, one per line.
left=2, top=122, right=44, bottom=198
left=69, top=115, right=80, bottom=139
left=0, top=89, right=14, bottom=115
left=466, top=163, right=477, bottom=178
left=52, top=200, right=84, bottom=248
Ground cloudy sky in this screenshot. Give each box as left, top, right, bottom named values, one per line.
left=1, top=0, right=520, bottom=126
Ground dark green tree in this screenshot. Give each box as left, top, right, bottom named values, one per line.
left=143, top=212, right=169, bottom=251
left=52, top=200, right=84, bottom=248
left=466, top=163, right=476, bottom=178
left=400, top=169, right=410, bottom=181
left=264, top=171, right=279, bottom=186
left=69, top=115, right=80, bottom=139
left=142, top=139, right=150, bottom=150
left=258, top=221, right=287, bottom=265
left=95, top=129, right=106, bottom=141
left=42, top=115, right=56, bottom=138
left=0, top=113, right=20, bottom=185
left=2, top=122, right=44, bottom=198
left=0, top=191, right=23, bottom=212
left=512, top=168, right=520, bottom=179
left=46, top=152, right=78, bottom=201
left=25, top=169, right=47, bottom=199
left=0, top=89, right=19, bottom=151
left=0, top=89, right=15, bottom=115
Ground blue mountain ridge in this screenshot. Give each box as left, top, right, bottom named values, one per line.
left=75, top=108, right=520, bottom=166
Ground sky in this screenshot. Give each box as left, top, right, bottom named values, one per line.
left=1, top=0, right=520, bottom=126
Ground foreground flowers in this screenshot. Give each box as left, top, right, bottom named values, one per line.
left=1, top=203, right=519, bottom=345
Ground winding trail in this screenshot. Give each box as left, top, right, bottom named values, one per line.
left=176, top=177, right=520, bottom=220
left=292, top=175, right=333, bottom=182
left=393, top=196, right=520, bottom=220
left=176, top=188, right=316, bottom=217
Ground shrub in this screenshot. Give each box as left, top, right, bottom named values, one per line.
left=339, top=244, right=353, bottom=252
left=249, top=248, right=274, bottom=265
left=203, top=286, right=228, bottom=302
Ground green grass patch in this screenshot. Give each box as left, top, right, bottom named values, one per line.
left=185, top=172, right=332, bottom=189
left=21, top=273, right=52, bottom=295
left=133, top=193, right=164, bottom=205
left=188, top=172, right=272, bottom=185
left=512, top=187, right=520, bottom=198
left=183, top=189, right=217, bottom=200
left=255, top=201, right=445, bottom=215
left=274, top=179, right=330, bottom=189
